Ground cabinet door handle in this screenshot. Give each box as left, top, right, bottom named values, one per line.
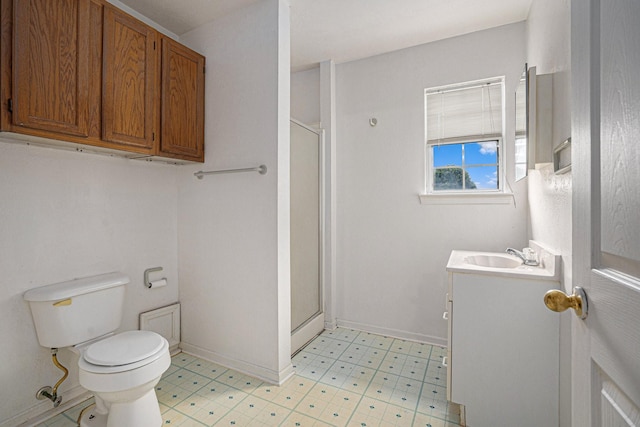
left=442, top=356, right=448, bottom=367
left=442, top=311, right=449, bottom=320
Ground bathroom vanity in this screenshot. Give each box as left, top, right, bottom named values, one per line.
left=445, top=244, right=560, bottom=427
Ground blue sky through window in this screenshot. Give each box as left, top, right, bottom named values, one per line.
left=467, top=166, right=498, bottom=189
left=433, top=144, right=461, bottom=167
left=432, top=141, right=499, bottom=190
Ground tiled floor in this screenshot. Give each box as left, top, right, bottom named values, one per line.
left=37, top=328, right=461, bottom=426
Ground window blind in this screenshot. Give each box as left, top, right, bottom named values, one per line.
left=426, top=80, right=503, bottom=144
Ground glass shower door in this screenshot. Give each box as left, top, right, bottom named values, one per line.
left=290, top=120, right=323, bottom=354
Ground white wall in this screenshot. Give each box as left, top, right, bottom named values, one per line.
left=525, top=1, right=572, bottom=426
left=0, top=142, right=179, bottom=425
left=177, top=0, right=292, bottom=384
left=334, top=23, right=528, bottom=343
left=526, top=1, right=572, bottom=275
left=291, top=67, right=321, bottom=125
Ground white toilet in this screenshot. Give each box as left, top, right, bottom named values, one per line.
left=24, top=272, right=171, bottom=427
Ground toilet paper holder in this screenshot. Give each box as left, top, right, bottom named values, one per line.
left=144, top=267, right=166, bottom=288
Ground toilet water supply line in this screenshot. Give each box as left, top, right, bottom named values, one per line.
left=36, top=348, right=68, bottom=407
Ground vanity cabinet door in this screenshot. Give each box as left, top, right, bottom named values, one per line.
left=102, top=6, right=158, bottom=151
left=12, top=0, right=92, bottom=137
left=158, top=36, right=204, bottom=162
left=449, top=273, right=559, bottom=427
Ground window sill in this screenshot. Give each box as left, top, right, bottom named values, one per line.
left=418, top=192, right=514, bottom=205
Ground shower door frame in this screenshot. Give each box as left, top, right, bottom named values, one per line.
left=290, top=118, right=325, bottom=354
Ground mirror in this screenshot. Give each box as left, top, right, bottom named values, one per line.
left=514, top=64, right=528, bottom=181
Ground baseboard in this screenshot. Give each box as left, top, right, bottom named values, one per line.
left=336, top=319, right=447, bottom=347
left=4, top=386, right=91, bottom=427
left=179, top=342, right=295, bottom=386
left=324, top=318, right=337, bottom=330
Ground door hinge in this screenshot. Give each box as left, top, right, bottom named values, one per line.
left=203, top=66, right=206, bottom=74
left=152, top=132, right=155, bottom=141
left=7, top=98, right=12, bottom=113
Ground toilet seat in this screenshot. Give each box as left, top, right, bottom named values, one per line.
left=85, top=330, right=165, bottom=366
left=79, top=331, right=169, bottom=374
left=79, top=343, right=170, bottom=394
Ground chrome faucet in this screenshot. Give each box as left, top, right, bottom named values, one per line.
left=506, top=247, right=539, bottom=266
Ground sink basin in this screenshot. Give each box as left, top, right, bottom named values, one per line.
left=464, top=254, right=522, bottom=268
left=446, top=243, right=561, bottom=281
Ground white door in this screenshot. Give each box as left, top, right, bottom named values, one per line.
left=571, top=0, right=640, bottom=425
left=290, top=120, right=325, bottom=354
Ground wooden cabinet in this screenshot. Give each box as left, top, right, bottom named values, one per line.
left=102, top=7, right=157, bottom=151
left=12, top=0, right=93, bottom=137
left=0, top=0, right=205, bottom=163
left=158, top=37, right=204, bottom=162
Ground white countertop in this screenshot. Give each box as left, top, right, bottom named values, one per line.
left=446, top=248, right=561, bottom=281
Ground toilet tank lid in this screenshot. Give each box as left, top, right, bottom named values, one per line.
left=24, top=272, right=129, bottom=302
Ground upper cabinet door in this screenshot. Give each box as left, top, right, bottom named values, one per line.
left=102, top=7, right=157, bottom=150
left=159, top=37, right=204, bottom=162
left=13, top=0, right=91, bottom=137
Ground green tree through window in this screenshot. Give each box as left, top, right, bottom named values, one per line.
left=434, top=167, right=477, bottom=190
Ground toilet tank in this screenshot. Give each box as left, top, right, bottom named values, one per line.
left=24, top=272, right=129, bottom=348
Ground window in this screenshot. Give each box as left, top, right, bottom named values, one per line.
left=425, top=78, right=505, bottom=195
left=433, top=139, right=499, bottom=190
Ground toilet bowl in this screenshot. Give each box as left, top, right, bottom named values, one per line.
left=23, top=272, right=171, bottom=427
left=75, top=331, right=171, bottom=427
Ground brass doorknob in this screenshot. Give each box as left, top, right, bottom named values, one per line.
left=544, top=287, right=588, bottom=319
